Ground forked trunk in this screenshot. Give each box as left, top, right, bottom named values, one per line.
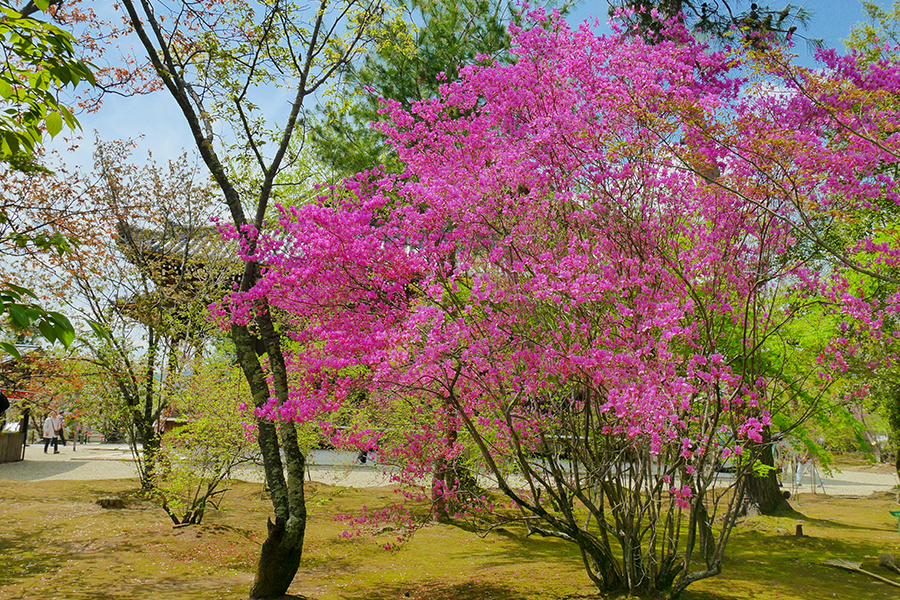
left=233, top=318, right=307, bottom=599
left=113, top=3, right=381, bottom=596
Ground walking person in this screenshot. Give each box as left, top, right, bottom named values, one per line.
left=55, top=412, right=67, bottom=447
left=43, top=410, right=59, bottom=454
left=793, top=448, right=825, bottom=493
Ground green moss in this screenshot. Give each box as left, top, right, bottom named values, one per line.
left=0, top=478, right=897, bottom=599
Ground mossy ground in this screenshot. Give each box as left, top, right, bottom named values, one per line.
left=0, top=477, right=897, bottom=599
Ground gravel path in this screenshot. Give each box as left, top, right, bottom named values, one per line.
left=0, top=443, right=395, bottom=487
left=1, top=442, right=897, bottom=496
left=0, top=442, right=138, bottom=480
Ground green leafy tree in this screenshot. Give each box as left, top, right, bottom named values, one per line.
left=60, top=361, right=131, bottom=443
left=311, top=0, right=521, bottom=176
left=0, top=0, right=93, bottom=159
left=8, top=139, right=232, bottom=488
left=0, top=284, right=73, bottom=358
left=845, top=0, right=900, bottom=64
left=153, top=355, right=254, bottom=525
left=0, top=0, right=96, bottom=356
left=112, top=2, right=386, bottom=596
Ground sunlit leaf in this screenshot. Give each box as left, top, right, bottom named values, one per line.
left=0, top=342, right=21, bottom=360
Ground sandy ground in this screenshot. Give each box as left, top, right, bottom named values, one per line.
left=1, top=442, right=897, bottom=496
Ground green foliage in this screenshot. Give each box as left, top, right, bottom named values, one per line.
left=152, top=357, right=254, bottom=525
left=0, top=282, right=73, bottom=358
left=792, top=12, right=900, bottom=469
left=0, top=1, right=94, bottom=160
left=310, top=0, right=526, bottom=176
left=845, top=0, right=900, bottom=63
left=54, top=358, right=132, bottom=443
left=0, top=1, right=96, bottom=358
left=751, top=458, right=777, bottom=478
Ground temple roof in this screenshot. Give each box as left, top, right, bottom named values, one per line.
left=116, top=221, right=236, bottom=267
left=114, top=221, right=240, bottom=334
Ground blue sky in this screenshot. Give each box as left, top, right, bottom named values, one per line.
left=57, top=0, right=890, bottom=171
left=571, top=0, right=882, bottom=58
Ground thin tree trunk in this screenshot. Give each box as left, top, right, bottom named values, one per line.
left=137, top=327, right=160, bottom=490
left=895, top=446, right=900, bottom=483
left=432, top=395, right=459, bottom=523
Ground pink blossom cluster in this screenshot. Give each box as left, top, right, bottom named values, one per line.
left=221, top=11, right=900, bottom=530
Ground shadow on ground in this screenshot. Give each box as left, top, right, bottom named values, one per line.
left=0, top=525, right=64, bottom=586
left=340, top=580, right=531, bottom=600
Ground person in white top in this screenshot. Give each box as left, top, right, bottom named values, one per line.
left=43, top=410, right=59, bottom=454
left=54, top=411, right=66, bottom=447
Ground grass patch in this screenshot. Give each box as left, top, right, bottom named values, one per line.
left=0, top=478, right=897, bottom=599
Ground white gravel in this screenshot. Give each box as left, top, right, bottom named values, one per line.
left=0, top=441, right=138, bottom=480
left=2, top=442, right=897, bottom=496
left=0, top=442, right=396, bottom=487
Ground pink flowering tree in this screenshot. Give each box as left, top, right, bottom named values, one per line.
left=695, top=39, right=900, bottom=479
left=222, top=12, right=900, bottom=598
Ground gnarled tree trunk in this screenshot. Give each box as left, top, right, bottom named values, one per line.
left=745, top=428, right=789, bottom=515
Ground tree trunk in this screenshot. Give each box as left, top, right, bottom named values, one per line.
left=895, top=445, right=900, bottom=483
left=251, top=513, right=305, bottom=599
left=887, top=389, right=900, bottom=481
left=233, top=316, right=307, bottom=600
left=138, top=425, right=161, bottom=492
left=250, top=421, right=307, bottom=599
left=130, top=326, right=162, bottom=491
left=745, top=428, right=789, bottom=515
left=114, top=2, right=383, bottom=594
left=432, top=396, right=459, bottom=523
left=432, top=457, right=453, bottom=523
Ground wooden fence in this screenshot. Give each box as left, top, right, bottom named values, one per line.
left=0, top=431, right=25, bottom=463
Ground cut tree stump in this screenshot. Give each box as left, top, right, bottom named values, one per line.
left=97, top=497, right=125, bottom=509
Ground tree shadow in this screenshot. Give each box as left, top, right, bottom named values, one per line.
left=0, top=459, right=91, bottom=479
left=0, top=526, right=63, bottom=586
left=438, top=523, right=581, bottom=569
left=790, top=508, right=898, bottom=533
left=340, top=579, right=530, bottom=600
left=681, top=527, right=900, bottom=600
